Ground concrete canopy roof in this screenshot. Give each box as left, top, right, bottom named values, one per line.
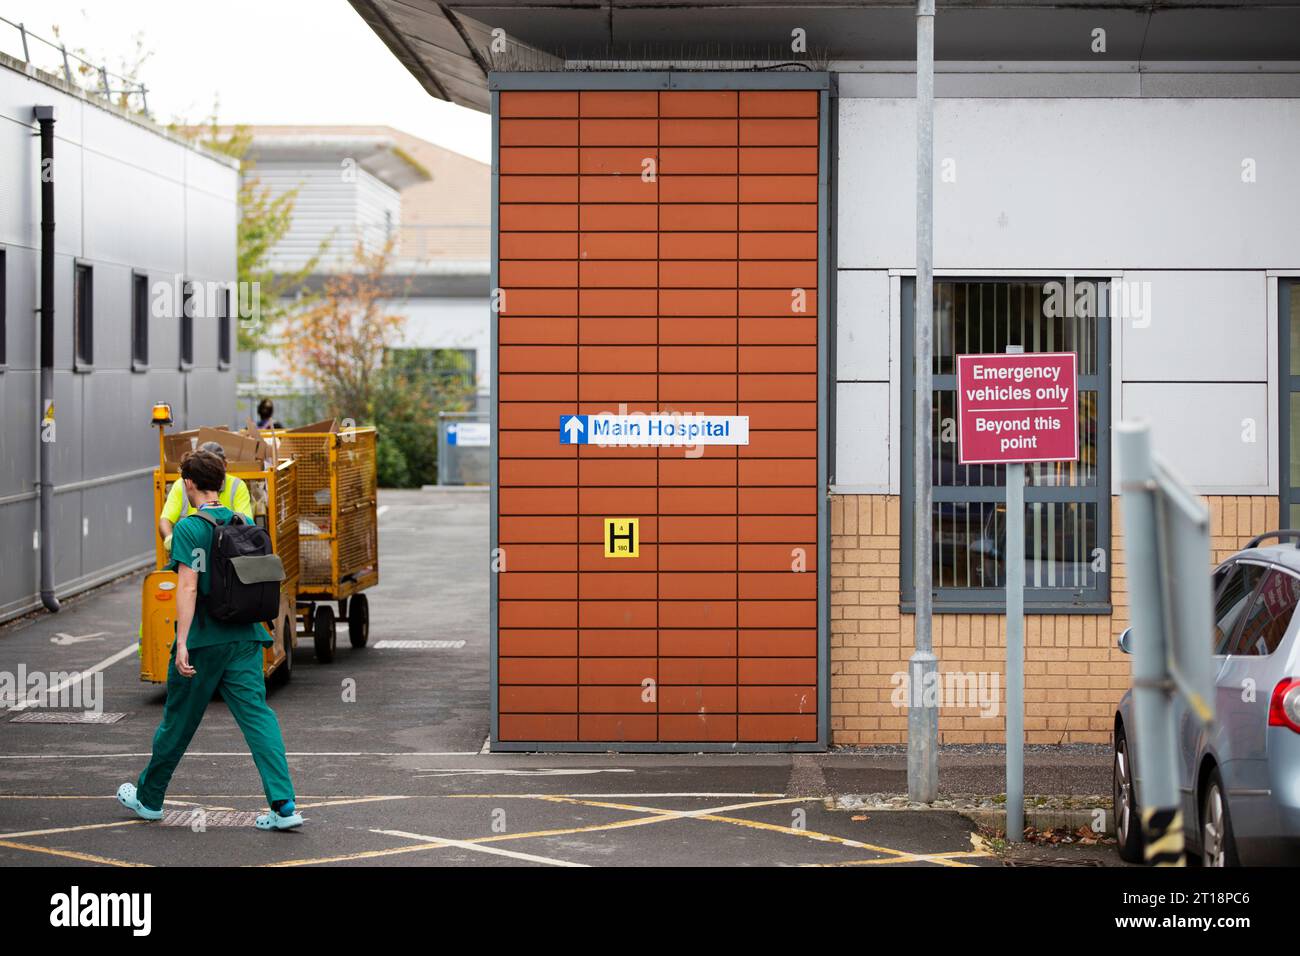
left=349, top=0, right=1300, bottom=114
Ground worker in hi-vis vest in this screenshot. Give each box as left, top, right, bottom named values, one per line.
left=158, top=441, right=253, bottom=552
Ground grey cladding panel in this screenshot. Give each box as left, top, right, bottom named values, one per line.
left=0, top=370, right=35, bottom=497
left=0, top=498, right=37, bottom=611
left=80, top=475, right=153, bottom=576
left=83, top=370, right=141, bottom=476
left=51, top=488, right=84, bottom=588
left=4, top=245, right=39, bottom=371
left=50, top=370, right=84, bottom=486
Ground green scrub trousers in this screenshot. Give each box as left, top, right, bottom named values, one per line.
left=137, top=639, right=295, bottom=812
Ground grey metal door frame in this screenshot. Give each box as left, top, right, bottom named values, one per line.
left=1280, top=280, right=1299, bottom=529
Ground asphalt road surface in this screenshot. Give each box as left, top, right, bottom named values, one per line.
left=0, top=489, right=1113, bottom=868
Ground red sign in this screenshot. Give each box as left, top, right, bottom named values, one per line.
left=956, top=352, right=1079, bottom=465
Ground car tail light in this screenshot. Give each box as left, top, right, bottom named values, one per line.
left=1268, top=678, right=1300, bottom=733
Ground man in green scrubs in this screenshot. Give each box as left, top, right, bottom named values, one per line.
left=118, top=449, right=303, bottom=831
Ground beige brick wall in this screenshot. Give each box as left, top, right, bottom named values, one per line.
left=830, top=494, right=1278, bottom=746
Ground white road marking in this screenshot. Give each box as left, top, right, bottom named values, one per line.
left=454, top=792, right=786, bottom=799
left=0, top=751, right=482, bottom=760
left=371, top=828, right=588, bottom=867
left=50, top=632, right=108, bottom=646
left=376, top=505, right=390, bottom=517
left=7, top=642, right=140, bottom=712
left=373, top=640, right=465, bottom=649
left=0, top=820, right=148, bottom=839
left=414, top=768, right=634, bottom=778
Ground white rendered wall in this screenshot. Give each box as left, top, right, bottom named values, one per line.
left=833, top=94, right=1299, bottom=495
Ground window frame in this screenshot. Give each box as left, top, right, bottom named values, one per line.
left=1280, top=279, right=1300, bottom=528
left=217, top=286, right=232, bottom=370
left=131, top=270, right=149, bottom=371
left=179, top=278, right=194, bottom=370
left=0, top=246, right=7, bottom=371
left=1213, top=558, right=1261, bottom=655
left=900, top=276, right=1113, bottom=613
left=73, top=260, right=94, bottom=372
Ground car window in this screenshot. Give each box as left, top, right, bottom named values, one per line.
left=1229, top=569, right=1300, bottom=657
left=1213, top=562, right=1265, bottom=655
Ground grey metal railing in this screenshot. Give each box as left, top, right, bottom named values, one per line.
left=0, top=16, right=150, bottom=117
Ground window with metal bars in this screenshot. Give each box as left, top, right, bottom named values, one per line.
left=901, top=278, right=1112, bottom=612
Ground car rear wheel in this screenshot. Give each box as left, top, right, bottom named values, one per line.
left=1113, top=728, right=1145, bottom=863
left=1201, top=769, right=1240, bottom=867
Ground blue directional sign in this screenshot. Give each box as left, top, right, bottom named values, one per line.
left=447, top=422, right=490, bottom=447
left=560, top=415, right=589, bottom=444
left=560, top=413, right=748, bottom=446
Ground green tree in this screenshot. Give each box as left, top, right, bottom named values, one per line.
left=275, top=240, right=475, bottom=487
left=373, top=350, right=476, bottom=487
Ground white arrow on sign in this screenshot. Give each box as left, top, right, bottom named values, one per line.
left=51, top=632, right=108, bottom=646
left=563, top=417, right=584, bottom=442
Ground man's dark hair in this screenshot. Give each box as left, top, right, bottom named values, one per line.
left=180, top=449, right=225, bottom=493
left=257, top=399, right=274, bottom=419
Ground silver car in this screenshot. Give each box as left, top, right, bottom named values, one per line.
left=1113, top=531, right=1300, bottom=865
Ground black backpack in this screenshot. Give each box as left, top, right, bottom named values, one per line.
left=189, top=510, right=285, bottom=626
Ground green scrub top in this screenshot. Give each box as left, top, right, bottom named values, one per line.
left=169, top=504, right=272, bottom=650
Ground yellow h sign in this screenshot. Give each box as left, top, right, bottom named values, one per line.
left=604, top=518, right=639, bottom=558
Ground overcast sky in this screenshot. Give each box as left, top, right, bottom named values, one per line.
left=0, top=0, right=491, bottom=162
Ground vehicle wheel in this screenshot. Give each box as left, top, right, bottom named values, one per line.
left=1201, top=768, right=1240, bottom=867
left=271, top=615, right=294, bottom=687
left=313, top=605, right=337, bottom=664
left=348, top=593, right=370, bottom=648
left=1113, top=728, right=1145, bottom=863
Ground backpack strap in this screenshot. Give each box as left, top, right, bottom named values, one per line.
left=185, top=508, right=226, bottom=626
left=188, top=507, right=235, bottom=529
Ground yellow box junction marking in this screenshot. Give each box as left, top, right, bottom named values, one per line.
left=604, top=518, right=639, bottom=558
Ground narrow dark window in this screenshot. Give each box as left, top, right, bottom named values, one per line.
left=132, top=272, right=149, bottom=367
left=180, top=280, right=194, bottom=368
left=0, top=248, right=7, bottom=367
left=218, top=287, right=231, bottom=367
left=74, top=263, right=93, bottom=367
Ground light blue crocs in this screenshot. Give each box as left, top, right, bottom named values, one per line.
left=117, top=783, right=163, bottom=821
left=255, top=803, right=303, bottom=831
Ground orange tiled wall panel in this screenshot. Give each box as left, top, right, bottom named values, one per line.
left=496, top=87, right=820, bottom=745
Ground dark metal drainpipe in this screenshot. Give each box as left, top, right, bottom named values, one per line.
left=35, top=105, right=59, bottom=613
